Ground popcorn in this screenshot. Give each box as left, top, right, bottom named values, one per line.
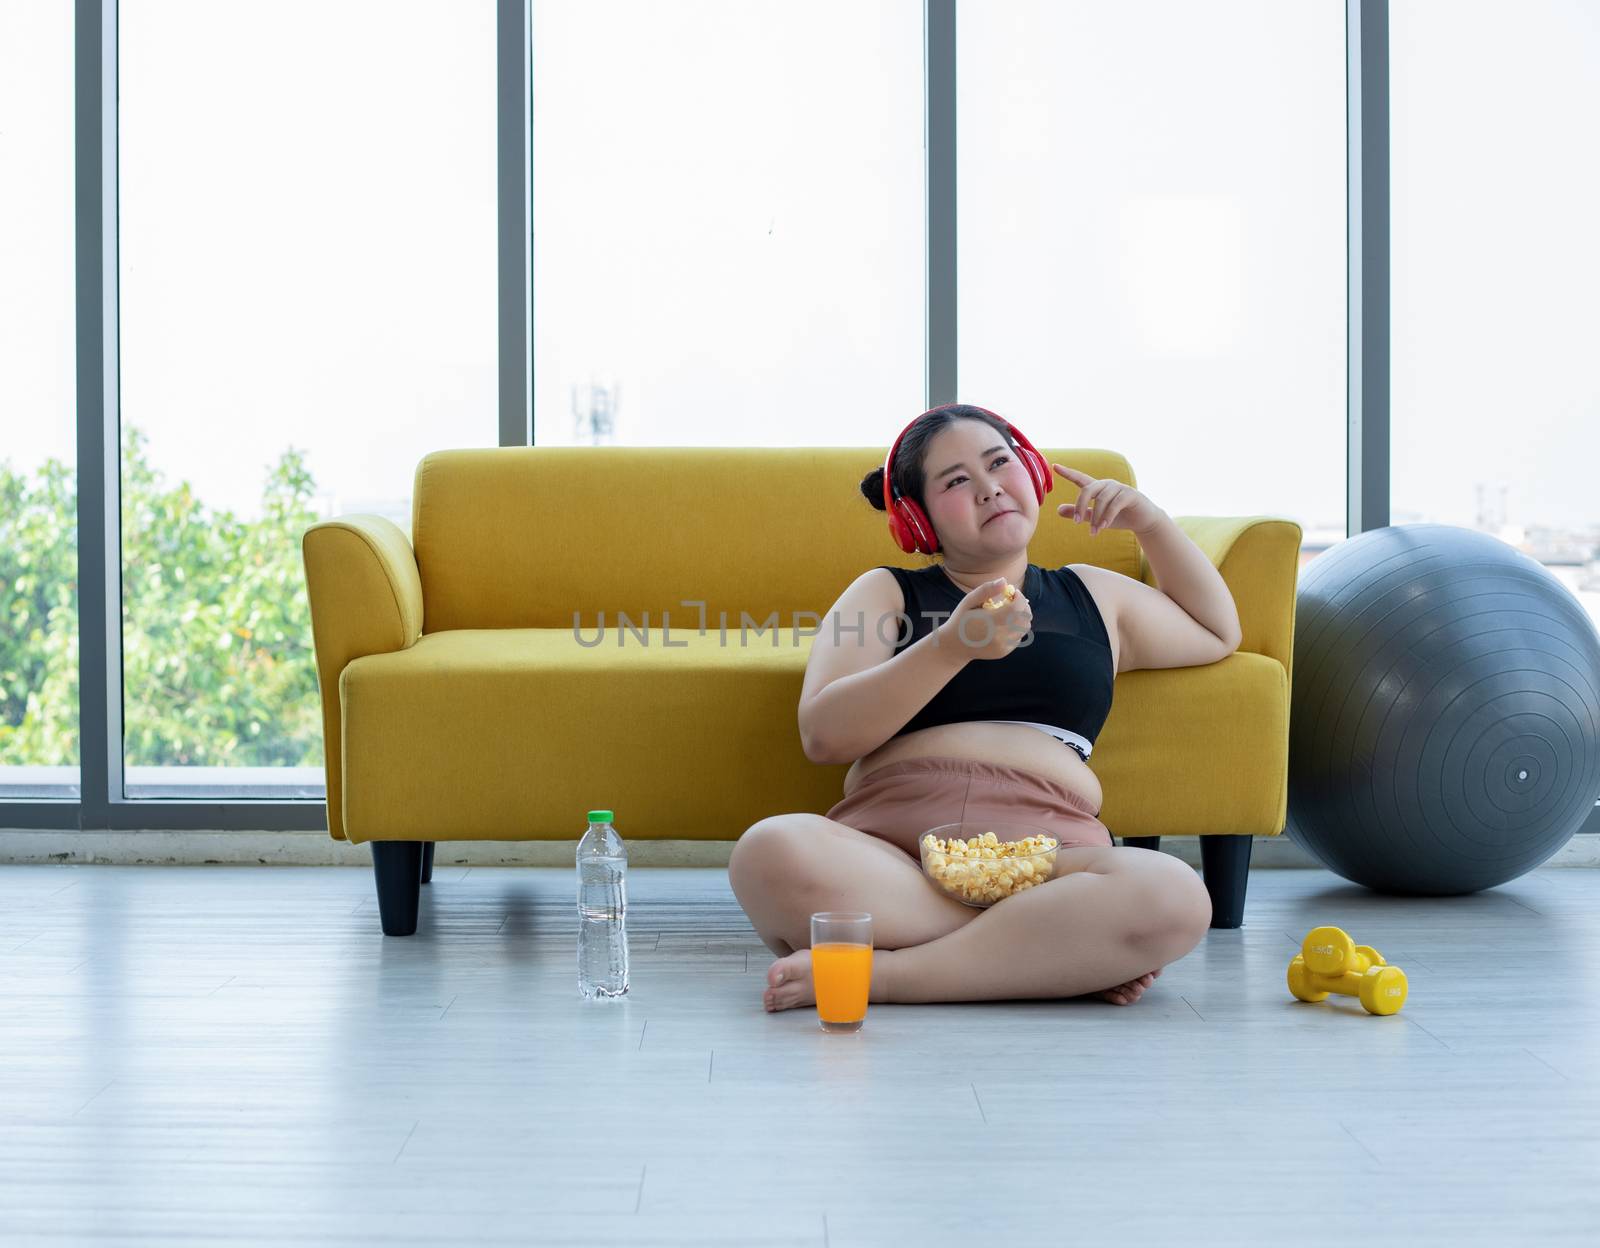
left=981, top=582, right=1019, bottom=611
left=920, top=831, right=1061, bottom=906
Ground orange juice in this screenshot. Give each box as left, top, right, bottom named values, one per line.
left=812, top=941, right=872, bottom=1023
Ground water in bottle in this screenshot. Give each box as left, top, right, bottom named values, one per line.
left=577, top=809, right=630, bottom=999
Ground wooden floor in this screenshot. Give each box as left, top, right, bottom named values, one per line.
left=1, top=860, right=1597, bottom=1246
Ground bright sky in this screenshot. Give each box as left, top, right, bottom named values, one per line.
left=1, top=0, right=1596, bottom=540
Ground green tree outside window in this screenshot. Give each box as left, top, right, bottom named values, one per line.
left=0, top=425, right=323, bottom=770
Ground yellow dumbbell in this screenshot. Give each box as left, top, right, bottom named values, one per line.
left=1287, top=925, right=1409, bottom=1016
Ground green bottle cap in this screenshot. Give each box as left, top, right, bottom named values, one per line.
left=587, top=810, right=614, bottom=822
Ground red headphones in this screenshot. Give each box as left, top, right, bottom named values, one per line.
left=882, top=404, right=1054, bottom=555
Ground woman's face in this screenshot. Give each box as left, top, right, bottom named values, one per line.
left=920, top=420, right=1036, bottom=553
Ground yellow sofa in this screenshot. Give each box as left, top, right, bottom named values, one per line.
left=301, top=446, right=1302, bottom=935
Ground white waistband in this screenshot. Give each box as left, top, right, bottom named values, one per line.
left=980, top=720, right=1093, bottom=758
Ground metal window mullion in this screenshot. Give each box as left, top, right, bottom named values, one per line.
left=925, top=0, right=956, bottom=408
left=75, top=0, right=122, bottom=831
left=498, top=0, right=530, bottom=446
left=102, top=801, right=328, bottom=832
left=0, top=803, right=81, bottom=829
left=1347, top=0, right=1390, bottom=536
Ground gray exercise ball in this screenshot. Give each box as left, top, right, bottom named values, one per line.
left=1286, top=524, right=1600, bottom=894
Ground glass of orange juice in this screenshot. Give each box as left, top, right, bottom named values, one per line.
left=810, top=912, right=873, bottom=1033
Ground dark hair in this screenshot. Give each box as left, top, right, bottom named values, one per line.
left=858, top=404, right=1018, bottom=518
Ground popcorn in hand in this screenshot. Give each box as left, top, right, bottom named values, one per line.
left=981, top=582, right=1018, bottom=611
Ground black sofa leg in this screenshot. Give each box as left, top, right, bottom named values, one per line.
left=372, top=840, right=424, bottom=936
left=420, top=841, right=435, bottom=885
left=1199, top=835, right=1252, bottom=930
left=1122, top=836, right=1161, bottom=852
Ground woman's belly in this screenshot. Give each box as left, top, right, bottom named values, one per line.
left=842, top=722, right=1102, bottom=814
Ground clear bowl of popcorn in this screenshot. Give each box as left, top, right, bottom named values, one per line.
left=918, top=823, right=1063, bottom=908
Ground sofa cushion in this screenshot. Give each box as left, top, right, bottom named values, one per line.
left=339, top=626, right=827, bottom=842
left=337, top=626, right=1287, bottom=844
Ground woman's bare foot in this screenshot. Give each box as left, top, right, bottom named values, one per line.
left=763, top=949, right=816, bottom=1012
left=1097, top=967, right=1161, bottom=1005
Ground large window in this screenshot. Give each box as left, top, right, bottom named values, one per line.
left=956, top=0, right=1347, bottom=563
left=1390, top=0, right=1600, bottom=629
left=0, top=1, right=78, bottom=800
left=27, top=1, right=1591, bottom=830
left=117, top=0, right=499, bottom=798
left=530, top=0, right=926, bottom=447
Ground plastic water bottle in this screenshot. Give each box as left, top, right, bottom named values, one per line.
left=577, top=809, right=630, bottom=999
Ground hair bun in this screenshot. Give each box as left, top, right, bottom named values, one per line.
left=858, top=465, right=888, bottom=511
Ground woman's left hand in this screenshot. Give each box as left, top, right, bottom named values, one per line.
left=1051, top=464, right=1166, bottom=537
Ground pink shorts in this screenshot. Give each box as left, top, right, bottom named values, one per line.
left=823, top=755, right=1115, bottom=860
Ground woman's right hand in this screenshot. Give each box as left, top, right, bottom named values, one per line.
left=937, top=577, right=1034, bottom=662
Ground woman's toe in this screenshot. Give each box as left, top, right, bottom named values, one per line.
left=767, top=951, right=808, bottom=992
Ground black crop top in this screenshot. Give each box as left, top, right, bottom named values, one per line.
left=879, top=562, right=1115, bottom=756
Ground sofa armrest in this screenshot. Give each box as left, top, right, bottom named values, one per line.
left=301, top=516, right=423, bottom=840
left=1140, top=515, right=1303, bottom=686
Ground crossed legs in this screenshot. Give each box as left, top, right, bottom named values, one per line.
left=727, top=813, right=1213, bottom=1006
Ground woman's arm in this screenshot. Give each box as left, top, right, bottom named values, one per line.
left=1133, top=509, right=1242, bottom=647
left=803, top=626, right=973, bottom=765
